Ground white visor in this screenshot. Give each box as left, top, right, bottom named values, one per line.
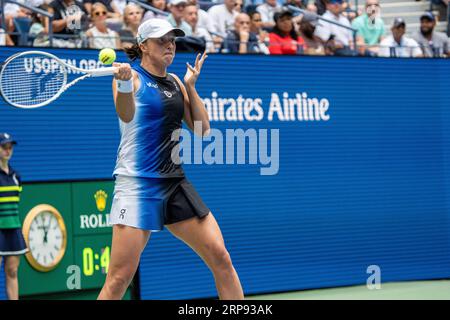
left=136, top=19, right=185, bottom=44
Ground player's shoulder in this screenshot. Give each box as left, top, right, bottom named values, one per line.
left=169, top=73, right=183, bottom=85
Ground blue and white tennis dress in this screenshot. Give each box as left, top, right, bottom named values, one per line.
left=109, top=63, right=209, bottom=231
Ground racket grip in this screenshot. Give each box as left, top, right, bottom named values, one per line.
left=89, top=67, right=118, bottom=77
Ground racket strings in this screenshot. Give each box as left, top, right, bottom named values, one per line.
left=0, top=54, right=66, bottom=107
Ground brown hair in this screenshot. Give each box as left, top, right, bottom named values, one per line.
left=91, top=2, right=108, bottom=16
left=124, top=42, right=142, bottom=61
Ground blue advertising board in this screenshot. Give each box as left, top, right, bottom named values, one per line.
left=0, top=47, right=449, bottom=299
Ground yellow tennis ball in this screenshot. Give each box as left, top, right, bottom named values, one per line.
left=99, top=48, right=116, bottom=65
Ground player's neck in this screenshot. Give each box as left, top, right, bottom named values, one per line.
left=141, top=58, right=167, bottom=78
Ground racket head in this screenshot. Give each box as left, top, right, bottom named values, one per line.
left=0, top=51, right=68, bottom=109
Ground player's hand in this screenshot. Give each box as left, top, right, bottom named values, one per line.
left=184, top=51, right=207, bottom=87
left=113, top=62, right=132, bottom=81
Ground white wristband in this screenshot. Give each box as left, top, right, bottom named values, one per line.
left=116, top=79, right=134, bottom=93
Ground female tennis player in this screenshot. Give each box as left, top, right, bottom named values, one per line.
left=98, top=18, right=244, bottom=300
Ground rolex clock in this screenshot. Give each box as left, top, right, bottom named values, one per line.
left=22, top=204, right=67, bottom=272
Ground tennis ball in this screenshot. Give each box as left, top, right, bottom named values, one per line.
left=99, top=48, right=116, bottom=65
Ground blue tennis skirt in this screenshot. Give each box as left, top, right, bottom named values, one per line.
left=109, top=176, right=210, bottom=231
left=0, top=228, right=28, bottom=256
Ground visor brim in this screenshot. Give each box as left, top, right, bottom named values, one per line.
left=138, top=27, right=185, bottom=43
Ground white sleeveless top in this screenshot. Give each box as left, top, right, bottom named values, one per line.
left=88, top=26, right=118, bottom=49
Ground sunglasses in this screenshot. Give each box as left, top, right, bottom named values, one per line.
left=0, top=145, right=13, bottom=150
left=94, top=11, right=107, bottom=16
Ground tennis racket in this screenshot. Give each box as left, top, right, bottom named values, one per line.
left=0, top=50, right=117, bottom=109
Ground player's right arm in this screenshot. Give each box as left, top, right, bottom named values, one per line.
left=112, top=63, right=140, bottom=123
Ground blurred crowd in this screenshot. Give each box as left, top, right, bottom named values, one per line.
left=0, top=0, right=448, bottom=57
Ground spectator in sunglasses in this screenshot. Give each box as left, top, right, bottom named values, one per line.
left=86, top=2, right=121, bottom=49
left=84, top=0, right=121, bottom=18
left=234, top=0, right=243, bottom=13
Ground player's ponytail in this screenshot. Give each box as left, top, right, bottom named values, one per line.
left=124, top=42, right=142, bottom=61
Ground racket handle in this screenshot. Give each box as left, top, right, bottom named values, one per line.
left=88, top=67, right=118, bottom=77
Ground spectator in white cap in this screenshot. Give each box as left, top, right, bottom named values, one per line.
left=379, top=18, right=422, bottom=58
left=167, top=0, right=193, bottom=36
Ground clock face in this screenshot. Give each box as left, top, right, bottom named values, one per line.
left=23, top=205, right=67, bottom=272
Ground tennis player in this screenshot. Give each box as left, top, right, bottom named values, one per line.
left=0, top=133, right=28, bottom=300
left=98, top=19, right=244, bottom=300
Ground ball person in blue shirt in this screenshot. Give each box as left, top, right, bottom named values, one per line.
left=98, top=19, right=244, bottom=300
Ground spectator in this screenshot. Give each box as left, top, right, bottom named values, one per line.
left=256, top=0, right=282, bottom=29
left=223, top=13, right=265, bottom=53
left=29, top=4, right=51, bottom=47
left=207, top=0, right=239, bottom=37
left=83, top=0, right=121, bottom=18
left=184, top=3, right=215, bottom=52
left=234, top=0, right=244, bottom=13
left=48, top=0, right=89, bottom=48
left=351, top=0, right=385, bottom=50
left=412, top=12, right=449, bottom=57
left=167, top=0, right=193, bottom=36
left=2, top=0, right=36, bottom=45
left=314, top=0, right=360, bottom=56
left=143, top=0, right=169, bottom=21
left=379, top=18, right=422, bottom=58
left=187, top=0, right=210, bottom=31
left=249, top=10, right=269, bottom=45
left=0, top=28, right=14, bottom=46
left=86, top=2, right=121, bottom=49
left=298, top=12, right=325, bottom=55
left=118, top=3, right=143, bottom=48
left=268, top=9, right=305, bottom=54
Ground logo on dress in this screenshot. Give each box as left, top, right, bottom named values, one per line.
left=164, top=90, right=173, bottom=98
left=146, top=81, right=158, bottom=89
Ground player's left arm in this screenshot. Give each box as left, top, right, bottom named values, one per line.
left=171, top=51, right=210, bottom=136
